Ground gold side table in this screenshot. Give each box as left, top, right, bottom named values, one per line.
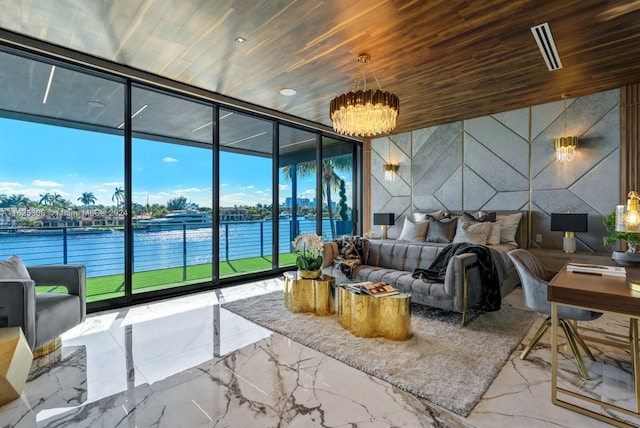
left=283, top=272, right=336, bottom=316
left=0, top=327, right=33, bottom=407
left=338, top=286, right=412, bottom=341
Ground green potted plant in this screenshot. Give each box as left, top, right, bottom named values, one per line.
left=292, top=233, right=324, bottom=278
left=603, top=212, right=640, bottom=264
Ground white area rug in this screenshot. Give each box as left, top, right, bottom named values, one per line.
left=222, top=291, right=537, bottom=416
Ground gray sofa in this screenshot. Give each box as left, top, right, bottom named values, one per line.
left=322, top=211, right=526, bottom=326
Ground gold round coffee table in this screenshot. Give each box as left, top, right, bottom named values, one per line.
left=283, top=271, right=335, bottom=316
left=337, top=286, right=411, bottom=340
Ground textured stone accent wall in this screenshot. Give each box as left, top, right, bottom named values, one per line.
left=371, top=88, right=620, bottom=253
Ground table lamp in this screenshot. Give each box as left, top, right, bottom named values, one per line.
left=550, top=212, right=588, bottom=253
left=373, top=213, right=395, bottom=239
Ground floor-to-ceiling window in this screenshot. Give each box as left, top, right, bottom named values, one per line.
left=218, top=108, right=274, bottom=277
left=131, top=85, right=214, bottom=294
left=0, top=44, right=362, bottom=311
left=0, top=49, right=126, bottom=303
left=322, top=137, right=356, bottom=240
left=278, top=125, right=318, bottom=267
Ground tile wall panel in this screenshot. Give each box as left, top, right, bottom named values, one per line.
left=371, top=88, right=621, bottom=253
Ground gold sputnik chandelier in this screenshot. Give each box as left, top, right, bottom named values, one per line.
left=329, top=54, right=399, bottom=137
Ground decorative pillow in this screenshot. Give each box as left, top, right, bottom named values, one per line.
left=486, top=221, right=502, bottom=245
left=425, top=218, right=458, bottom=243
left=462, top=211, right=497, bottom=222
left=0, top=255, right=31, bottom=280
left=462, top=211, right=500, bottom=245
left=453, top=219, right=491, bottom=245
left=497, top=212, right=523, bottom=246
left=398, top=218, right=429, bottom=241
left=412, top=209, right=445, bottom=222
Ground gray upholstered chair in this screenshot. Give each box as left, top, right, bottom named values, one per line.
left=508, top=249, right=602, bottom=380
left=0, top=264, right=86, bottom=357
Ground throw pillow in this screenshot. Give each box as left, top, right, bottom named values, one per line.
left=398, top=217, right=429, bottom=241
left=412, top=209, right=445, bottom=222
left=497, top=212, right=523, bottom=246
left=425, top=218, right=458, bottom=243
left=453, top=219, right=491, bottom=245
left=486, top=221, right=502, bottom=245
left=462, top=211, right=500, bottom=245
left=0, top=255, right=31, bottom=280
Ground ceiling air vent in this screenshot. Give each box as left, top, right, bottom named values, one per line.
left=531, top=22, right=563, bottom=71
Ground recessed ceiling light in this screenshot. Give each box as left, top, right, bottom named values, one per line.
left=235, top=37, right=247, bottom=43
left=87, top=100, right=104, bottom=108
left=280, top=88, right=296, bottom=96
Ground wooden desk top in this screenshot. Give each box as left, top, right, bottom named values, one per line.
left=548, top=257, right=640, bottom=317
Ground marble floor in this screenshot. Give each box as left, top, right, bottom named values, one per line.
left=1, top=278, right=638, bottom=427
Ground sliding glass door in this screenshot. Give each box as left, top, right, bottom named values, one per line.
left=131, top=85, right=213, bottom=294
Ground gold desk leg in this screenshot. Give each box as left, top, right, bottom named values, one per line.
left=551, top=302, right=559, bottom=405
left=632, top=318, right=640, bottom=413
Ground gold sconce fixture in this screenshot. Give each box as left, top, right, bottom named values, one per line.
left=553, top=95, right=578, bottom=162
left=383, top=139, right=398, bottom=181
left=615, top=191, right=640, bottom=233
left=329, top=54, right=399, bottom=137
left=383, top=163, right=398, bottom=181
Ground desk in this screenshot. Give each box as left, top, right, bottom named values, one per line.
left=548, top=258, right=640, bottom=427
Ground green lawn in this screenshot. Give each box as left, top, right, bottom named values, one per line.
left=37, top=253, right=298, bottom=302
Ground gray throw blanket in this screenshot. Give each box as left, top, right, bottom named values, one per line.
left=411, top=243, right=506, bottom=311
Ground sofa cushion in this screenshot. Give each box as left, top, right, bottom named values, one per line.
left=364, top=240, right=441, bottom=272
left=497, top=212, right=522, bottom=246
left=462, top=211, right=501, bottom=245
left=0, top=255, right=31, bottom=280
left=453, top=220, right=491, bottom=245
left=398, top=218, right=429, bottom=241
left=426, top=217, right=458, bottom=243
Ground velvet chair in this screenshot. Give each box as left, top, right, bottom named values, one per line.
left=0, top=262, right=86, bottom=357
left=508, top=249, right=602, bottom=379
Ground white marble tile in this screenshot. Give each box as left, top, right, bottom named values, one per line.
left=1, top=281, right=637, bottom=427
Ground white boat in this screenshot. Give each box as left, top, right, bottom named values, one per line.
left=139, top=210, right=212, bottom=229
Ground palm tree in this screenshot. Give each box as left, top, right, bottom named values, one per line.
left=282, top=155, right=353, bottom=239
left=39, top=192, right=54, bottom=206
left=51, top=193, right=72, bottom=209
left=77, top=192, right=97, bottom=209
left=6, top=194, right=29, bottom=208
left=112, top=187, right=124, bottom=208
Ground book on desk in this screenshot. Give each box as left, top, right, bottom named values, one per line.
left=566, top=262, right=626, bottom=277
left=343, top=281, right=399, bottom=297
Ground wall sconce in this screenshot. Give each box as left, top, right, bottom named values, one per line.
left=373, top=213, right=395, bottom=239
left=550, top=212, right=588, bottom=253
left=553, top=95, right=578, bottom=162
left=383, top=140, right=399, bottom=181
left=615, top=191, right=640, bottom=233
left=383, top=163, right=398, bottom=181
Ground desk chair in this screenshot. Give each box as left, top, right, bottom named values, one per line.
left=508, top=249, right=602, bottom=379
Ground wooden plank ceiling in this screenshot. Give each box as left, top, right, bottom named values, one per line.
left=1, top=0, right=640, bottom=135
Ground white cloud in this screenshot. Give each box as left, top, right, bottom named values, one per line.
left=279, top=184, right=289, bottom=191
left=102, top=181, right=122, bottom=186
left=32, top=179, right=63, bottom=187
left=300, top=189, right=316, bottom=199
left=180, top=187, right=203, bottom=193
left=163, top=157, right=178, bottom=163
left=0, top=181, right=22, bottom=188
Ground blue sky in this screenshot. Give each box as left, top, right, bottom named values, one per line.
left=0, top=118, right=351, bottom=208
